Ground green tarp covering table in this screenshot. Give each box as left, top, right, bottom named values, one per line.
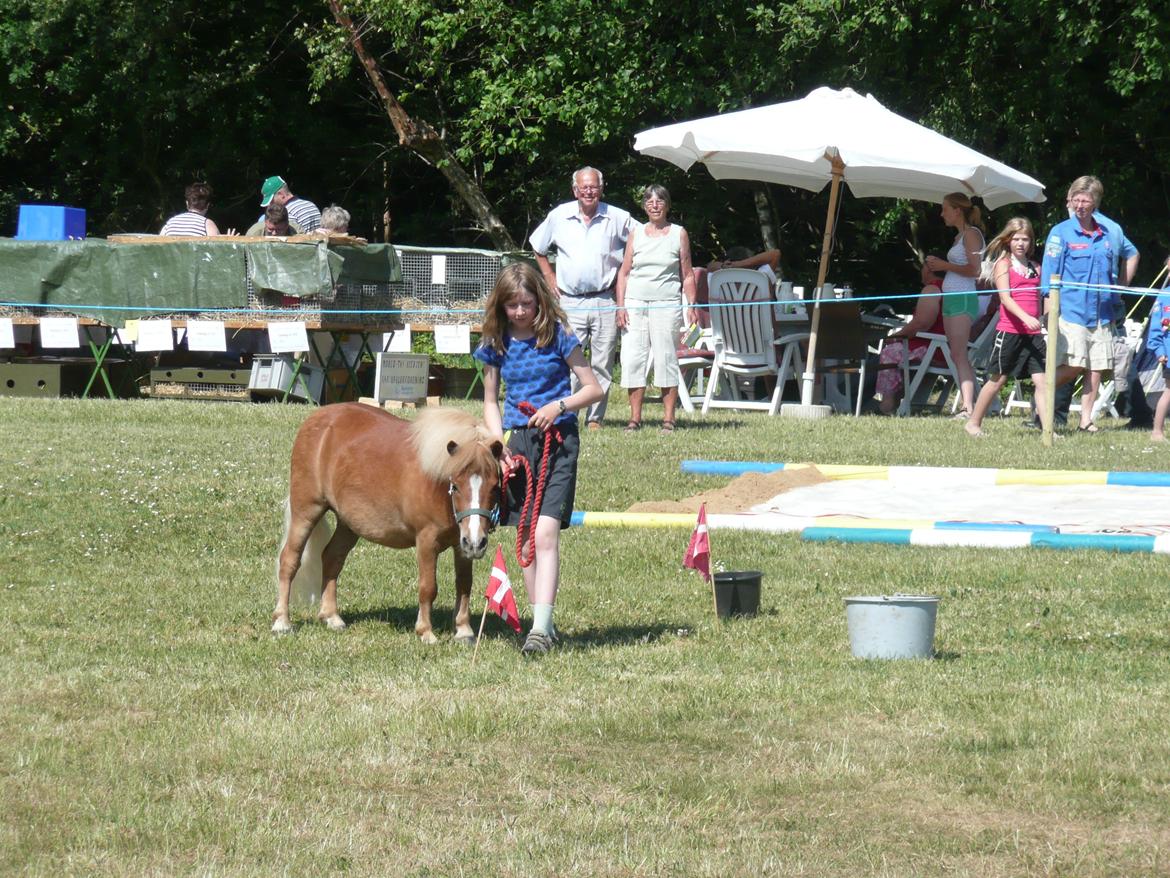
left=0, top=238, right=402, bottom=400
left=0, top=238, right=401, bottom=325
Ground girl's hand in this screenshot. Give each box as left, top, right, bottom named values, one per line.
left=500, top=446, right=520, bottom=476
left=924, top=255, right=942, bottom=272
left=616, top=307, right=629, bottom=329
left=527, top=402, right=560, bottom=432
left=1023, top=315, right=1042, bottom=332
left=1160, top=356, right=1168, bottom=365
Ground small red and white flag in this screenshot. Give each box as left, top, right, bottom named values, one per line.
left=485, top=545, right=522, bottom=633
left=683, top=502, right=711, bottom=583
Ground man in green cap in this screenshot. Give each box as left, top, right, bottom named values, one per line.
left=259, top=175, right=321, bottom=232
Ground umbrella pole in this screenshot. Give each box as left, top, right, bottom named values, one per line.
left=800, top=156, right=844, bottom=406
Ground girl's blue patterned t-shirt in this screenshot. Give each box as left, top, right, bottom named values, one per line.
left=474, top=326, right=580, bottom=428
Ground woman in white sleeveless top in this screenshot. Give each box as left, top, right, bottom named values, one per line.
left=923, top=192, right=986, bottom=417
left=615, top=185, right=699, bottom=434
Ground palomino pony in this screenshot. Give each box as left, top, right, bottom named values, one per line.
left=273, top=403, right=504, bottom=643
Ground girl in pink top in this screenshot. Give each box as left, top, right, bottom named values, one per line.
left=966, top=218, right=1051, bottom=437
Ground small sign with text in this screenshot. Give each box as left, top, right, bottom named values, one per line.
left=374, top=352, right=431, bottom=402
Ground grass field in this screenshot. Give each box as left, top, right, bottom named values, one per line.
left=2, top=396, right=1169, bottom=876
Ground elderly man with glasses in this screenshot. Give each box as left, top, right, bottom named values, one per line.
left=530, top=166, right=633, bottom=430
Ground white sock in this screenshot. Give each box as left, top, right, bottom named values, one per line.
left=531, top=603, right=554, bottom=636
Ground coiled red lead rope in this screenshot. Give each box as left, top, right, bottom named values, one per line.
left=502, top=401, right=561, bottom=568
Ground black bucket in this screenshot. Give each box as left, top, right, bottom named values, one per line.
left=713, top=571, right=762, bottom=619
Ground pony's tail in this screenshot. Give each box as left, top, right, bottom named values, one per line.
left=276, top=497, right=331, bottom=608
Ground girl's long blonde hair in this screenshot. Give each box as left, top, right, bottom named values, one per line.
left=985, top=217, right=1036, bottom=266
left=480, top=262, right=568, bottom=354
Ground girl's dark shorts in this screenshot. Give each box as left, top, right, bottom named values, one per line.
left=503, top=421, right=580, bottom=529
left=990, top=330, right=1046, bottom=379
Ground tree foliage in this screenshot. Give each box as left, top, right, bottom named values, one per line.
left=3, top=0, right=1169, bottom=293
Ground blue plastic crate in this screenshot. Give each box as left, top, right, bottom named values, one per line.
left=15, top=205, right=87, bottom=240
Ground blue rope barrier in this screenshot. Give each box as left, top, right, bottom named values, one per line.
left=2, top=280, right=1164, bottom=317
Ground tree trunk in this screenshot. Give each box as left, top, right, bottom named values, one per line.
left=382, top=157, right=392, bottom=243
left=753, top=185, right=778, bottom=251
left=326, top=0, right=518, bottom=251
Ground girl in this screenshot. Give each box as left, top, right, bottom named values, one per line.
left=924, top=192, right=986, bottom=418
left=474, top=263, right=602, bottom=655
left=965, top=218, right=1050, bottom=437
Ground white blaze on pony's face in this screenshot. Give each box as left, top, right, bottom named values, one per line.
left=449, top=463, right=496, bottom=561
left=466, top=473, right=484, bottom=545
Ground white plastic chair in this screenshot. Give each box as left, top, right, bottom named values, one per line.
left=676, top=327, right=714, bottom=414
left=900, top=318, right=999, bottom=415
left=700, top=269, right=808, bottom=415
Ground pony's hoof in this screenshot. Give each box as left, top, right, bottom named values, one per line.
left=453, top=633, right=477, bottom=647
left=271, top=618, right=293, bottom=635
left=323, top=615, right=347, bottom=631
left=417, top=630, right=438, bottom=645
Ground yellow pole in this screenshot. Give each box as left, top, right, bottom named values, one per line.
left=800, top=155, right=845, bottom=407
left=1129, top=265, right=1168, bottom=319
left=1043, top=274, right=1061, bottom=449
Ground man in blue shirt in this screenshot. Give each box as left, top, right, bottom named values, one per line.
left=1040, top=176, right=1134, bottom=432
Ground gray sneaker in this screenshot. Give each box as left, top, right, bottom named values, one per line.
left=521, top=631, right=553, bottom=656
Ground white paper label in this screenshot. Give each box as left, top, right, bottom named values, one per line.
left=434, top=323, right=471, bottom=354
left=0, top=318, right=14, bottom=350
left=39, top=317, right=81, bottom=349
left=382, top=326, right=412, bottom=353
left=268, top=322, right=310, bottom=353
left=185, top=320, right=227, bottom=352
left=136, top=320, right=175, bottom=351
left=431, top=254, right=447, bottom=286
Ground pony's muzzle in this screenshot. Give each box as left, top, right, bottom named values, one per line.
left=460, top=533, right=489, bottom=559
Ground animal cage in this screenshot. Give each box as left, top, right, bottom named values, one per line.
left=245, top=245, right=511, bottom=324
left=388, top=246, right=509, bottom=321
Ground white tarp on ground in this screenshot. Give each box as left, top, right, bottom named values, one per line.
left=755, top=481, right=1170, bottom=535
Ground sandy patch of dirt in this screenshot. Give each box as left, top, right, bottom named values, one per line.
left=628, top=465, right=828, bottom=514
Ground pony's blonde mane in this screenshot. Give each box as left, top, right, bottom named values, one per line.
left=410, top=408, right=495, bottom=481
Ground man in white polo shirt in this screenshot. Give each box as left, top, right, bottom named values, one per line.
left=531, top=166, right=632, bottom=430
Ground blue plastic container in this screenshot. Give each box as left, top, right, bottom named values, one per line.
left=15, top=205, right=87, bottom=240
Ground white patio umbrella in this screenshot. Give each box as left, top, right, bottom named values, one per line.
left=634, top=86, right=1046, bottom=411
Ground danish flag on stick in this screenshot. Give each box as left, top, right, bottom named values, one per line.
left=485, top=545, right=522, bottom=633
left=683, top=503, right=712, bottom=584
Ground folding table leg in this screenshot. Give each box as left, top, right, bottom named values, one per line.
left=464, top=361, right=484, bottom=400
left=81, top=325, right=117, bottom=399
left=279, top=354, right=318, bottom=404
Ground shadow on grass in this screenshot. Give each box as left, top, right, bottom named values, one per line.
left=341, top=606, right=691, bottom=650
left=560, top=621, right=693, bottom=649
left=344, top=605, right=429, bottom=631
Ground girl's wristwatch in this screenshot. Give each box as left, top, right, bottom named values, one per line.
left=557, top=399, right=566, bottom=415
